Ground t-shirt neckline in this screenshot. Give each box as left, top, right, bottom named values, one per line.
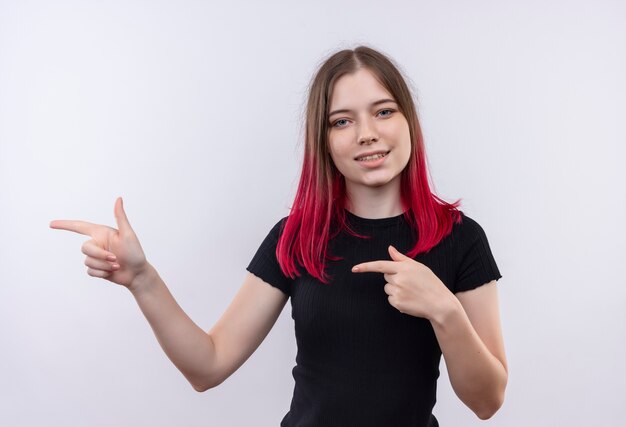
left=344, top=209, right=408, bottom=227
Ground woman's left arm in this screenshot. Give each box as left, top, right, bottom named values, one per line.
left=431, top=280, right=508, bottom=420
left=352, top=246, right=508, bottom=420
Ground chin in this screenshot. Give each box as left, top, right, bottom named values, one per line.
left=360, top=177, right=396, bottom=188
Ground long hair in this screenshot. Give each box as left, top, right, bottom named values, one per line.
left=276, top=45, right=462, bottom=284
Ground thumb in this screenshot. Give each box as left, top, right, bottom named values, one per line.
left=388, top=245, right=410, bottom=261
left=114, top=197, right=134, bottom=234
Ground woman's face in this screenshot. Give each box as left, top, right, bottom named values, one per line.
left=327, top=68, right=411, bottom=192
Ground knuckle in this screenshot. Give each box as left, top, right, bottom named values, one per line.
left=416, top=264, right=428, bottom=273
left=87, top=268, right=108, bottom=278
left=81, top=240, right=95, bottom=255
left=85, top=258, right=102, bottom=269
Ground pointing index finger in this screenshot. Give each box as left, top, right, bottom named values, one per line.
left=352, top=260, right=398, bottom=273
left=49, top=220, right=99, bottom=236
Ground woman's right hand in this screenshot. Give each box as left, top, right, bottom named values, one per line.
left=50, top=197, right=150, bottom=291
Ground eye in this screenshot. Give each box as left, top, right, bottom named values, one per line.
left=330, top=109, right=395, bottom=128
left=332, top=118, right=349, bottom=128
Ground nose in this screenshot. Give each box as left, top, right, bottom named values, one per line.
left=359, top=135, right=378, bottom=145
left=358, top=118, right=378, bottom=145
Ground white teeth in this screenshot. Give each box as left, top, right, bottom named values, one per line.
left=357, top=152, right=387, bottom=161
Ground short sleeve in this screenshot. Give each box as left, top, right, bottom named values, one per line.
left=246, top=216, right=292, bottom=297
left=453, top=213, right=503, bottom=293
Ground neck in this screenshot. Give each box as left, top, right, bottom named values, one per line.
left=344, top=176, right=404, bottom=219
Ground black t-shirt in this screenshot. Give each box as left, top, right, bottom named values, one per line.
left=246, top=209, right=502, bottom=427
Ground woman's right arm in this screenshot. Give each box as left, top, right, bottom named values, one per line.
left=129, top=265, right=288, bottom=392
left=51, top=197, right=288, bottom=392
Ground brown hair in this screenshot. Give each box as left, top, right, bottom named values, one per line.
left=277, top=45, right=462, bottom=284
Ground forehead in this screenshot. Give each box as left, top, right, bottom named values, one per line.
left=329, top=68, right=393, bottom=107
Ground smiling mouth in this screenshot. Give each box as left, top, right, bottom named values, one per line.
left=355, top=151, right=390, bottom=162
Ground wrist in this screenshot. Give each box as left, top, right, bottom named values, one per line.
left=128, top=262, right=157, bottom=296
left=430, top=292, right=462, bottom=328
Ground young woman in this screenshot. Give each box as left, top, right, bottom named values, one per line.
left=51, top=46, right=507, bottom=427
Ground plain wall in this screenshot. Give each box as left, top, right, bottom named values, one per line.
left=1, top=0, right=624, bottom=425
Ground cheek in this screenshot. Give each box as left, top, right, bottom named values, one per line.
left=327, top=146, right=344, bottom=171
left=400, top=140, right=412, bottom=167
left=391, top=129, right=412, bottom=168
left=328, top=138, right=352, bottom=162
left=328, top=149, right=354, bottom=177
left=329, top=151, right=349, bottom=173
left=399, top=127, right=412, bottom=155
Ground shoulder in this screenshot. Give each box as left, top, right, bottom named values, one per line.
left=452, top=211, right=489, bottom=243
left=252, top=215, right=290, bottom=249
left=456, top=210, right=480, bottom=230
left=269, top=215, right=289, bottom=237
left=451, top=210, right=502, bottom=292
left=262, top=215, right=289, bottom=234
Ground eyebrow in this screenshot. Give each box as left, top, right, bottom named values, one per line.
left=328, top=98, right=398, bottom=118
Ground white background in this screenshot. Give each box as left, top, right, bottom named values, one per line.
left=1, top=1, right=624, bottom=426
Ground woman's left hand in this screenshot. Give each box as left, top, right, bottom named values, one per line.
left=352, top=245, right=455, bottom=320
